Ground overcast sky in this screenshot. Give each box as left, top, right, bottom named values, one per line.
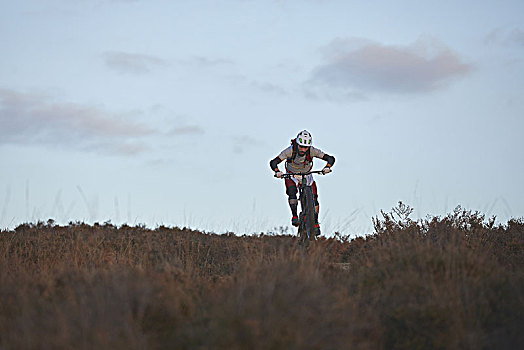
left=1, top=0, right=523, bottom=236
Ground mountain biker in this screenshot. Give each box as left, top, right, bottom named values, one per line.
left=269, top=130, right=335, bottom=235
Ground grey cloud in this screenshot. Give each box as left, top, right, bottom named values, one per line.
left=104, top=52, right=167, bottom=74
left=0, top=89, right=154, bottom=155
left=91, top=140, right=151, bottom=155
left=485, top=28, right=524, bottom=47
left=310, top=37, right=472, bottom=94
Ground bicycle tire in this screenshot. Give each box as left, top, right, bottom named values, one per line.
left=302, top=186, right=316, bottom=241
left=298, top=212, right=306, bottom=242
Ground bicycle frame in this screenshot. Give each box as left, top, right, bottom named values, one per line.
left=278, top=170, right=325, bottom=242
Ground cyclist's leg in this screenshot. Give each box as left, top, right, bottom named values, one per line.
left=312, top=181, right=319, bottom=214
left=312, top=181, right=321, bottom=235
left=285, top=178, right=299, bottom=225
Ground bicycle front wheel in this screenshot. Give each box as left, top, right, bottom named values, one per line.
left=302, top=186, right=316, bottom=241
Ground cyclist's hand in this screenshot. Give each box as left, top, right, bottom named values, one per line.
left=322, top=166, right=332, bottom=175
left=275, top=171, right=284, bottom=178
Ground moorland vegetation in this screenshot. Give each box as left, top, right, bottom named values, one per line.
left=1, top=203, right=523, bottom=349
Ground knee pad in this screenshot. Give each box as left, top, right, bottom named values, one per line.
left=288, top=198, right=298, bottom=205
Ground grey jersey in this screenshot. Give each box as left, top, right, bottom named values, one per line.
left=278, top=146, right=325, bottom=173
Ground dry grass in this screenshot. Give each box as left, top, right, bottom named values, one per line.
left=1, top=205, right=523, bottom=349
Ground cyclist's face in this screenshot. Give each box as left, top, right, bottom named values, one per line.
left=298, top=145, right=310, bottom=156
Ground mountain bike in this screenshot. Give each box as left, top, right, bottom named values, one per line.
left=277, top=170, right=326, bottom=244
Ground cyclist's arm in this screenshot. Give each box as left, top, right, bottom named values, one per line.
left=270, top=147, right=292, bottom=172
left=269, top=156, right=283, bottom=172
left=322, top=153, right=335, bottom=168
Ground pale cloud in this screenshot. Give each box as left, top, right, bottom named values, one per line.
left=302, top=88, right=367, bottom=103
left=226, top=74, right=288, bottom=97
left=249, top=80, right=288, bottom=96
left=309, top=37, right=472, bottom=95
left=171, top=55, right=235, bottom=70
left=0, top=89, right=154, bottom=155
left=485, top=28, right=504, bottom=46
left=231, top=135, right=264, bottom=154
left=190, top=56, right=235, bottom=68
left=104, top=51, right=167, bottom=74
left=510, top=28, right=524, bottom=46
left=171, top=56, right=288, bottom=96
left=168, top=125, right=205, bottom=136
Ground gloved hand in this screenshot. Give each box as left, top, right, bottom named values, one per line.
left=322, top=166, right=332, bottom=175
left=275, top=171, right=284, bottom=178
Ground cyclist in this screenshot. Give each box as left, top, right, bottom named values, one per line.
left=269, top=130, right=335, bottom=235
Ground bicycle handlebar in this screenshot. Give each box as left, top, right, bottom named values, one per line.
left=275, top=170, right=326, bottom=178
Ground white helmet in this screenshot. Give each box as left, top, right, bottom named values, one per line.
left=296, top=130, right=312, bottom=147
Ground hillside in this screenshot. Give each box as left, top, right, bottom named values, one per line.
left=1, top=205, right=523, bottom=349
